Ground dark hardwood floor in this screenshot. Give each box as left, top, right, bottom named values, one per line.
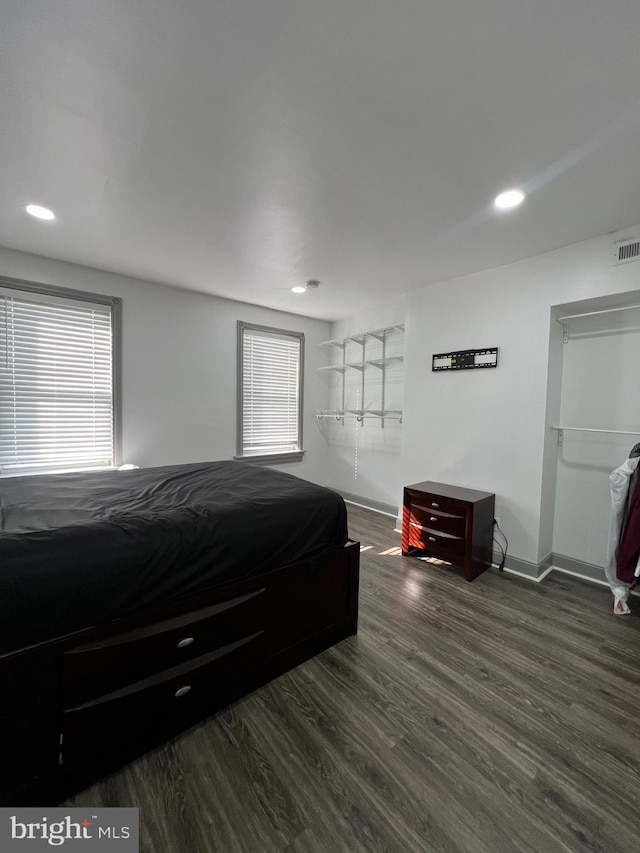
left=68, top=504, right=640, bottom=852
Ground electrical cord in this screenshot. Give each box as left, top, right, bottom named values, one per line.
left=493, top=519, right=508, bottom=572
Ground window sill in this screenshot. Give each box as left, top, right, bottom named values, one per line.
left=0, top=465, right=117, bottom=478
left=234, top=451, right=306, bottom=465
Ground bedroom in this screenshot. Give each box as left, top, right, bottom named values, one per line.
left=1, top=1, right=640, bottom=851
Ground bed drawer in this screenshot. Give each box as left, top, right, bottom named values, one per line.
left=63, top=587, right=266, bottom=708
left=61, top=630, right=265, bottom=771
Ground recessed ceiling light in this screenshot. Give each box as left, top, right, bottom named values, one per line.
left=25, top=203, right=56, bottom=221
left=494, top=189, right=525, bottom=210
left=291, top=280, right=320, bottom=294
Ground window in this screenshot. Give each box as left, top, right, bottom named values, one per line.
left=237, top=321, right=304, bottom=462
left=0, top=278, right=121, bottom=475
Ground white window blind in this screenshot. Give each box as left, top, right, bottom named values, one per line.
left=0, top=289, right=116, bottom=474
left=239, top=323, right=304, bottom=458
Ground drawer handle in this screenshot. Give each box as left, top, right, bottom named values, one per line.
left=174, top=685, right=192, bottom=698
left=428, top=536, right=437, bottom=542
left=177, top=637, right=195, bottom=648
left=429, top=516, right=438, bottom=522
left=431, top=502, right=439, bottom=508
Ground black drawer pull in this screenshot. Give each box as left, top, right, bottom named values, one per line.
left=431, top=502, right=439, bottom=508
left=174, top=685, right=192, bottom=698
left=428, top=536, right=436, bottom=542
left=177, top=637, right=194, bottom=648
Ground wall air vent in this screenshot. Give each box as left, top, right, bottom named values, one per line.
left=613, top=237, right=640, bottom=266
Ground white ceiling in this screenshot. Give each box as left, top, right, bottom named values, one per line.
left=1, top=0, right=639, bottom=321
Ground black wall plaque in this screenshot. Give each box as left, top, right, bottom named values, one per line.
left=432, top=347, right=498, bottom=371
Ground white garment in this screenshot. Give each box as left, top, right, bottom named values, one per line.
left=605, top=456, right=640, bottom=614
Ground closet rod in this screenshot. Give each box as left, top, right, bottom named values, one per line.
left=552, top=426, right=640, bottom=445
left=552, top=427, right=640, bottom=435
left=557, top=304, right=640, bottom=323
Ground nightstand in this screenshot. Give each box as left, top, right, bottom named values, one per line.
left=402, top=481, right=495, bottom=581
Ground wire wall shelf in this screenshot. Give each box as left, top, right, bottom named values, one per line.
left=316, top=409, right=403, bottom=424
left=317, top=324, right=404, bottom=429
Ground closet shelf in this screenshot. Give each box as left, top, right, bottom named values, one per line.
left=557, top=304, right=640, bottom=342
left=557, top=305, right=640, bottom=323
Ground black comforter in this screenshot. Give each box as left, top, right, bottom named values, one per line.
left=0, top=461, right=348, bottom=653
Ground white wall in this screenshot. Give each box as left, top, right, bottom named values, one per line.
left=0, top=246, right=332, bottom=485
left=400, top=231, right=640, bottom=566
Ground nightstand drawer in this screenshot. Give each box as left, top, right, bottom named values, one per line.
left=407, top=501, right=466, bottom=537
left=406, top=522, right=466, bottom=557
left=405, top=488, right=465, bottom=519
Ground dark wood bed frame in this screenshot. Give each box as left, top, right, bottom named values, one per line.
left=0, top=541, right=360, bottom=806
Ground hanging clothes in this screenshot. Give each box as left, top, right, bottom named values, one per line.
left=605, top=453, right=640, bottom=614
left=620, top=458, right=640, bottom=539
left=616, top=471, right=640, bottom=585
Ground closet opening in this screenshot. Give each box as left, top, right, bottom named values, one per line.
left=546, top=291, right=640, bottom=605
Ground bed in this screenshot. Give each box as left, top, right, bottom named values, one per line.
left=0, top=461, right=360, bottom=805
